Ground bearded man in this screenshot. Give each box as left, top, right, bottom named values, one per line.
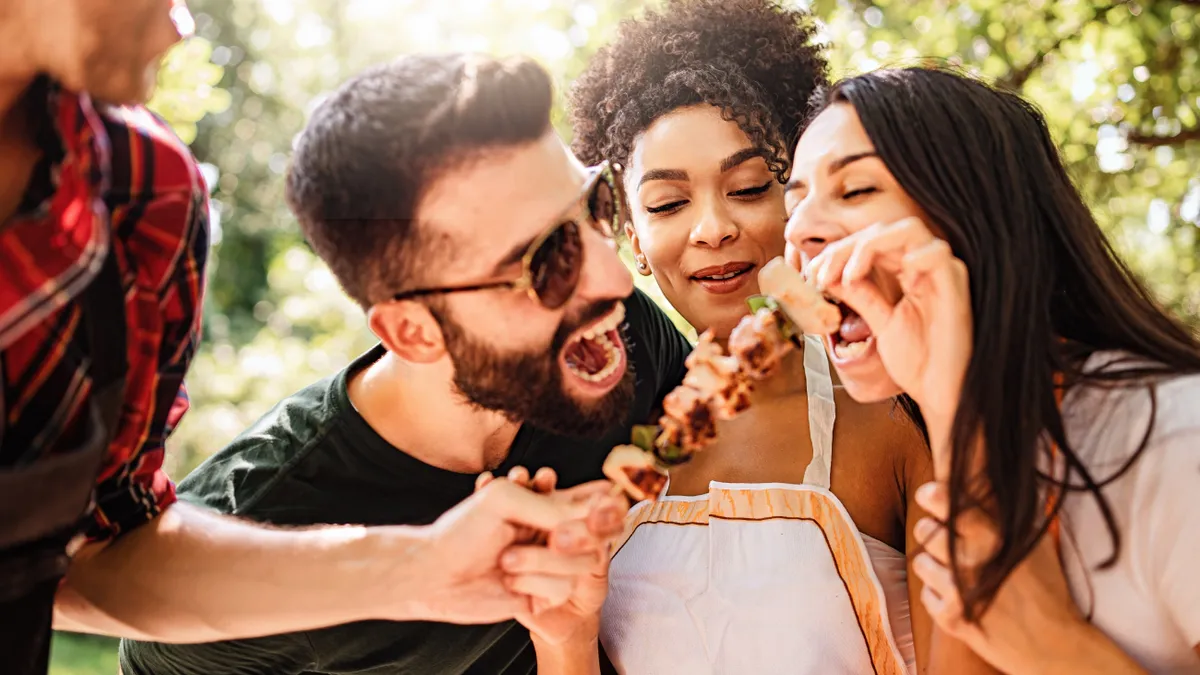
left=120, top=53, right=690, bottom=675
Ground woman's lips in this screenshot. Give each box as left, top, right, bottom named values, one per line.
left=691, top=262, right=755, bottom=295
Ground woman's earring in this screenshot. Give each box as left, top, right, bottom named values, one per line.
left=636, top=259, right=651, bottom=275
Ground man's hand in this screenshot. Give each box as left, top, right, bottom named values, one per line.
left=477, top=468, right=625, bottom=647
left=410, top=470, right=621, bottom=626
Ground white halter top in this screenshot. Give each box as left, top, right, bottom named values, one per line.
left=601, top=335, right=916, bottom=674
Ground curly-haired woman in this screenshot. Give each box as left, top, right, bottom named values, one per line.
left=565, top=1, right=990, bottom=673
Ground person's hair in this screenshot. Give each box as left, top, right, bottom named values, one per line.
left=810, top=67, right=1200, bottom=620
left=568, top=0, right=827, bottom=183
left=285, top=53, right=554, bottom=307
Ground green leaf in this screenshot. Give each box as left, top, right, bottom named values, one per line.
left=654, top=443, right=688, bottom=465
left=631, top=425, right=659, bottom=453
left=746, top=295, right=771, bottom=313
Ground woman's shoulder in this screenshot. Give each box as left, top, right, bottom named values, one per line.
left=1063, top=354, right=1200, bottom=479
left=1065, top=355, right=1200, bottom=443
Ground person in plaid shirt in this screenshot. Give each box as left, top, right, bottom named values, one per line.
left=0, top=3, right=622, bottom=674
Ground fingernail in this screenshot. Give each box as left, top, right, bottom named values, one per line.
left=916, top=482, right=939, bottom=506
left=501, top=551, right=519, bottom=568
left=914, top=552, right=933, bottom=574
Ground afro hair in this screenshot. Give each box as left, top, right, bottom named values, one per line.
left=568, top=0, right=828, bottom=183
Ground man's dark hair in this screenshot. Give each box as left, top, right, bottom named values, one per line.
left=286, top=54, right=554, bottom=307
left=568, top=0, right=827, bottom=182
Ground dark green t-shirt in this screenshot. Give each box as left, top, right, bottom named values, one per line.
left=119, top=289, right=690, bottom=675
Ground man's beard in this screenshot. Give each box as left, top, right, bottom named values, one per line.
left=433, top=302, right=636, bottom=438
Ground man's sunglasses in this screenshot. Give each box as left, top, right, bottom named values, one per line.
left=392, top=161, right=628, bottom=310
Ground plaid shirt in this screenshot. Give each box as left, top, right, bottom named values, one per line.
left=0, top=82, right=208, bottom=542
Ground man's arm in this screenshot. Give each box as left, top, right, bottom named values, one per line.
left=57, top=479, right=616, bottom=643
left=58, top=502, right=435, bottom=642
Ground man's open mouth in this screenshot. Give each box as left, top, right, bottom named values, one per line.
left=562, top=303, right=627, bottom=385
left=828, top=298, right=875, bottom=361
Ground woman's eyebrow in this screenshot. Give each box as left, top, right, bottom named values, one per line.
left=785, top=150, right=880, bottom=193
left=638, top=168, right=689, bottom=188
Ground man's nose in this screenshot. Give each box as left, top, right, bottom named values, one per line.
left=571, top=227, right=634, bottom=304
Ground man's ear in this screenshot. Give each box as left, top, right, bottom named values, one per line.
left=367, top=301, right=447, bottom=364
left=626, top=222, right=652, bottom=276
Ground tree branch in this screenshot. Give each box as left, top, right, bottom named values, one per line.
left=1127, top=125, right=1200, bottom=148
left=998, top=0, right=1132, bottom=90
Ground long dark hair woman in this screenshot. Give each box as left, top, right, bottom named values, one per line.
left=788, top=66, right=1200, bottom=673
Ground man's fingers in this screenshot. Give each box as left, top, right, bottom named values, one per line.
left=558, top=479, right=619, bottom=505
left=507, top=466, right=531, bottom=487
left=550, top=516, right=621, bottom=556
left=585, top=498, right=626, bottom=540
left=475, top=472, right=494, bottom=492
left=500, top=545, right=601, bottom=577
left=478, top=480, right=590, bottom=532
left=505, top=573, right=574, bottom=608
left=532, top=467, right=557, bottom=494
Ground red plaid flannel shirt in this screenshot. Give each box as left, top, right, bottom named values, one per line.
left=0, top=82, right=208, bottom=542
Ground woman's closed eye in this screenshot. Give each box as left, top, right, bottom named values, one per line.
left=645, top=199, right=688, bottom=215
left=730, top=181, right=773, bottom=199
left=841, top=186, right=877, bottom=201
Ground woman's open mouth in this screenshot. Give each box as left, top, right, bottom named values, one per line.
left=561, top=303, right=628, bottom=390
left=827, top=299, right=876, bottom=364
left=691, top=262, right=756, bottom=295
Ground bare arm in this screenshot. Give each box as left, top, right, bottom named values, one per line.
left=56, top=502, right=432, bottom=643
left=1025, top=623, right=1148, bottom=675
left=533, top=635, right=602, bottom=675
left=57, top=480, right=611, bottom=644
left=902, top=434, right=998, bottom=675
left=910, top=424, right=1152, bottom=675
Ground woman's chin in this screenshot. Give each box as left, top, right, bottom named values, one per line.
left=831, top=364, right=903, bottom=403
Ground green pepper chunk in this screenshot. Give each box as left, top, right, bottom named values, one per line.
left=654, top=442, right=689, bottom=466
left=631, top=424, right=659, bottom=453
